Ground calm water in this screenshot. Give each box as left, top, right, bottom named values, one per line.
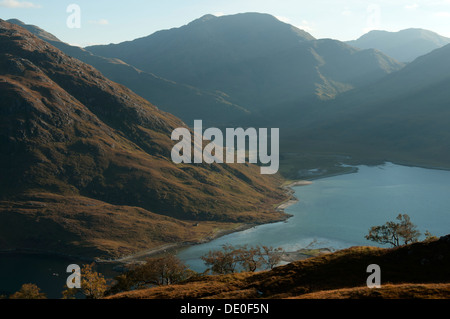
left=2, top=163, right=450, bottom=297
left=0, top=253, right=119, bottom=299
left=177, top=163, right=450, bottom=272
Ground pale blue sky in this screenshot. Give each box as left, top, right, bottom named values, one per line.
left=1, top=0, right=450, bottom=47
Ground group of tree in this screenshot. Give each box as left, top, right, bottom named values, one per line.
left=98, top=245, right=284, bottom=294
left=108, top=255, right=197, bottom=295
left=5, top=214, right=438, bottom=299
left=5, top=245, right=284, bottom=299
left=201, top=244, right=284, bottom=275
left=4, top=256, right=193, bottom=300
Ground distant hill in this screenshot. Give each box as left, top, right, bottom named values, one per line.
left=5, top=18, right=61, bottom=42
left=347, top=28, right=450, bottom=62
left=281, top=42, right=450, bottom=170
left=6, top=19, right=250, bottom=127
left=108, top=236, right=450, bottom=299
left=0, top=19, right=288, bottom=258
left=87, top=13, right=403, bottom=113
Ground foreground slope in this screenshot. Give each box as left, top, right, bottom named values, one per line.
left=109, top=236, right=450, bottom=299
left=0, top=20, right=287, bottom=258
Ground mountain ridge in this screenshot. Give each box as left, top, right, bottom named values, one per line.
left=280, top=41, right=450, bottom=172
left=347, top=28, right=450, bottom=62
left=6, top=19, right=251, bottom=127
left=86, top=12, right=403, bottom=116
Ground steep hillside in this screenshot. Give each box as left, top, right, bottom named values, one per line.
left=0, top=19, right=288, bottom=258
left=347, top=28, right=450, bottom=62
left=281, top=43, right=450, bottom=170
left=108, top=236, right=450, bottom=299
left=87, top=13, right=403, bottom=113
left=6, top=19, right=250, bottom=127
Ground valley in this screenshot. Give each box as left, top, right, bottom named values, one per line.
left=1, top=8, right=450, bottom=301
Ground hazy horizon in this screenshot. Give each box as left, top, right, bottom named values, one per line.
left=1, top=0, right=450, bottom=47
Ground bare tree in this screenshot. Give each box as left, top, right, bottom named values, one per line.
left=365, top=214, right=421, bottom=247
left=202, top=244, right=285, bottom=274
left=201, top=244, right=242, bottom=274
left=260, top=246, right=284, bottom=269
left=240, top=245, right=264, bottom=272
left=117, top=255, right=193, bottom=290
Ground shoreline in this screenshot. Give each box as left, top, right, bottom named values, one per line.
left=1, top=179, right=313, bottom=267
left=97, top=179, right=313, bottom=265
left=96, top=222, right=261, bottom=264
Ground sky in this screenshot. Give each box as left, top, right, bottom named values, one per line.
left=1, top=0, right=450, bottom=47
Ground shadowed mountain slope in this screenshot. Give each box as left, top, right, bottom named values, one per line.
left=347, top=28, right=450, bottom=62
left=6, top=19, right=250, bottom=127
left=281, top=42, right=450, bottom=169
left=87, top=13, right=403, bottom=114
left=0, top=19, right=288, bottom=258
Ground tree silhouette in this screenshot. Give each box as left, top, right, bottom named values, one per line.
left=365, top=214, right=421, bottom=247
left=201, top=244, right=284, bottom=274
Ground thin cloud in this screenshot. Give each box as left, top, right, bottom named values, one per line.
left=0, top=0, right=41, bottom=8
left=435, top=11, right=450, bottom=17
left=342, top=9, right=352, bottom=16
left=89, top=19, right=109, bottom=26
left=405, top=4, right=419, bottom=10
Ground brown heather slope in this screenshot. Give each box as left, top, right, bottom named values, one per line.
left=5, top=19, right=252, bottom=128
left=0, top=20, right=288, bottom=258
left=108, top=236, right=450, bottom=299
left=292, top=283, right=450, bottom=299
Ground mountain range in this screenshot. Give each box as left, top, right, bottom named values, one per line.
left=8, top=14, right=450, bottom=174
left=281, top=40, right=450, bottom=170
left=347, top=28, right=450, bottom=62
left=2, top=12, right=450, bottom=258
left=87, top=13, right=403, bottom=118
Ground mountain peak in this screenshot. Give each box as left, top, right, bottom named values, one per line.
left=6, top=18, right=25, bottom=25
left=188, top=14, right=217, bottom=25
left=5, top=18, right=61, bottom=42
left=347, top=28, right=450, bottom=62
left=183, top=12, right=315, bottom=41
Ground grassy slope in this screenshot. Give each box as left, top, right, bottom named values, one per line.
left=108, top=236, right=450, bottom=299
left=0, top=20, right=288, bottom=259
left=0, top=193, right=243, bottom=259
left=293, top=283, right=450, bottom=299
left=4, top=19, right=252, bottom=128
